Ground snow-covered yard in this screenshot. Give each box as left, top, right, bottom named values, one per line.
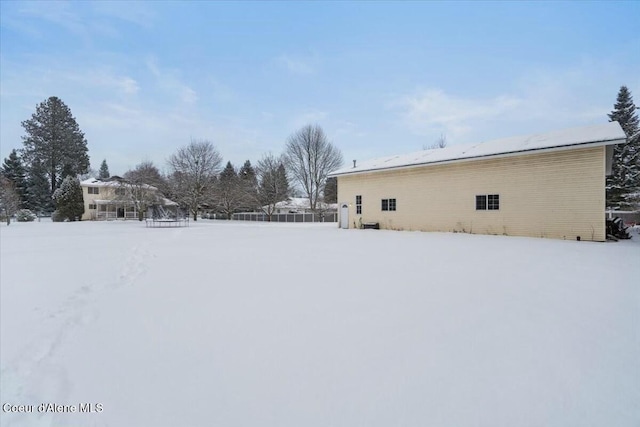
left=1, top=220, right=638, bottom=427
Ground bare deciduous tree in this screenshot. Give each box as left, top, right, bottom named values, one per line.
left=168, top=139, right=222, bottom=221
left=256, top=153, right=290, bottom=221
left=284, top=124, right=343, bottom=211
left=123, top=161, right=167, bottom=220
left=0, top=176, right=21, bottom=225
left=423, top=134, right=447, bottom=150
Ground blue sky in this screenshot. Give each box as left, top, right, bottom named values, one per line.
left=1, top=1, right=639, bottom=176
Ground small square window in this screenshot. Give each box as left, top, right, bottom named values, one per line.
left=381, top=199, right=389, bottom=211
left=388, top=199, right=396, bottom=211
left=115, top=188, right=126, bottom=196
left=356, top=195, right=362, bottom=205
left=88, top=187, right=99, bottom=195
left=476, top=195, right=487, bottom=210
left=89, top=204, right=96, bottom=210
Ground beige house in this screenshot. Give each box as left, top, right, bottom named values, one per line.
left=80, top=177, right=166, bottom=221
left=330, top=122, right=626, bottom=241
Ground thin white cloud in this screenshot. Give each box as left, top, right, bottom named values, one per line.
left=394, top=60, right=634, bottom=145
left=91, top=1, right=155, bottom=28
left=276, top=54, right=318, bottom=75
left=289, top=110, right=328, bottom=130
left=0, top=14, right=44, bottom=39
left=17, top=1, right=88, bottom=38
left=181, top=87, right=198, bottom=104
left=396, top=89, right=521, bottom=140
left=146, top=57, right=198, bottom=105
left=64, top=70, right=140, bottom=96
left=5, top=1, right=153, bottom=44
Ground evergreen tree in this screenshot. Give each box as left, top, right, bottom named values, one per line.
left=52, top=176, right=84, bottom=221
left=21, top=96, right=90, bottom=198
left=238, top=160, right=258, bottom=211
left=99, top=159, right=110, bottom=179
left=607, top=86, right=640, bottom=209
left=214, top=161, right=245, bottom=219
left=26, top=159, right=54, bottom=213
left=276, top=163, right=289, bottom=201
left=1, top=149, right=28, bottom=207
left=323, top=177, right=337, bottom=204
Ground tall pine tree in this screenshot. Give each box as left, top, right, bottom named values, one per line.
left=607, top=86, right=640, bottom=210
left=99, top=159, right=110, bottom=179
left=214, top=161, right=244, bottom=219
left=238, top=160, right=258, bottom=211
left=21, top=96, right=90, bottom=198
left=323, top=177, right=337, bottom=204
left=26, top=159, right=54, bottom=213
left=1, top=149, right=28, bottom=208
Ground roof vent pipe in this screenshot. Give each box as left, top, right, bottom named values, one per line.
left=353, top=160, right=357, bottom=168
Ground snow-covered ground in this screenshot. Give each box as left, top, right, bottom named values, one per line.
left=1, top=220, right=638, bottom=427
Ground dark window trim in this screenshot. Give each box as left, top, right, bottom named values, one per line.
left=476, top=194, right=499, bottom=211
left=381, top=198, right=396, bottom=212
left=487, top=194, right=500, bottom=210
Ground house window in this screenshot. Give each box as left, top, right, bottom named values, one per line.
left=381, top=198, right=396, bottom=211
left=487, top=194, right=500, bottom=210
left=89, top=204, right=96, bottom=210
left=356, top=195, right=362, bottom=214
left=115, top=188, right=126, bottom=196
left=88, top=187, right=99, bottom=194
left=476, top=194, right=499, bottom=210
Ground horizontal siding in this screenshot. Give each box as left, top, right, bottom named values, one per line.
left=337, top=146, right=606, bottom=241
left=81, top=186, right=117, bottom=220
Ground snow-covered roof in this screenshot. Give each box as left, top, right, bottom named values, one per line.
left=160, top=197, right=178, bottom=206
left=81, top=178, right=157, bottom=191
left=269, top=197, right=337, bottom=211
left=330, top=122, right=627, bottom=177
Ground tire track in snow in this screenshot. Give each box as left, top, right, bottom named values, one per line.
left=0, top=242, right=153, bottom=427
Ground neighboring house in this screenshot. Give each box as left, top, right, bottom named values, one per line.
left=80, top=177, right=172, bottom=221
left=330, top=122, right=626, bottom=241
left=270, top=197, right=338, bottom=214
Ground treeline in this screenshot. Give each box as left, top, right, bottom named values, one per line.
left=0, top=96, right=342, bottom=223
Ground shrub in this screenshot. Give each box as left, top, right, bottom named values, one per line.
left=51, top=210, right=66, bottom=222
left=16, top=209, right=37, bottom=222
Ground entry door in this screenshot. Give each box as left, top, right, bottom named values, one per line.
left=340, top=204, right=349, bottom=229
